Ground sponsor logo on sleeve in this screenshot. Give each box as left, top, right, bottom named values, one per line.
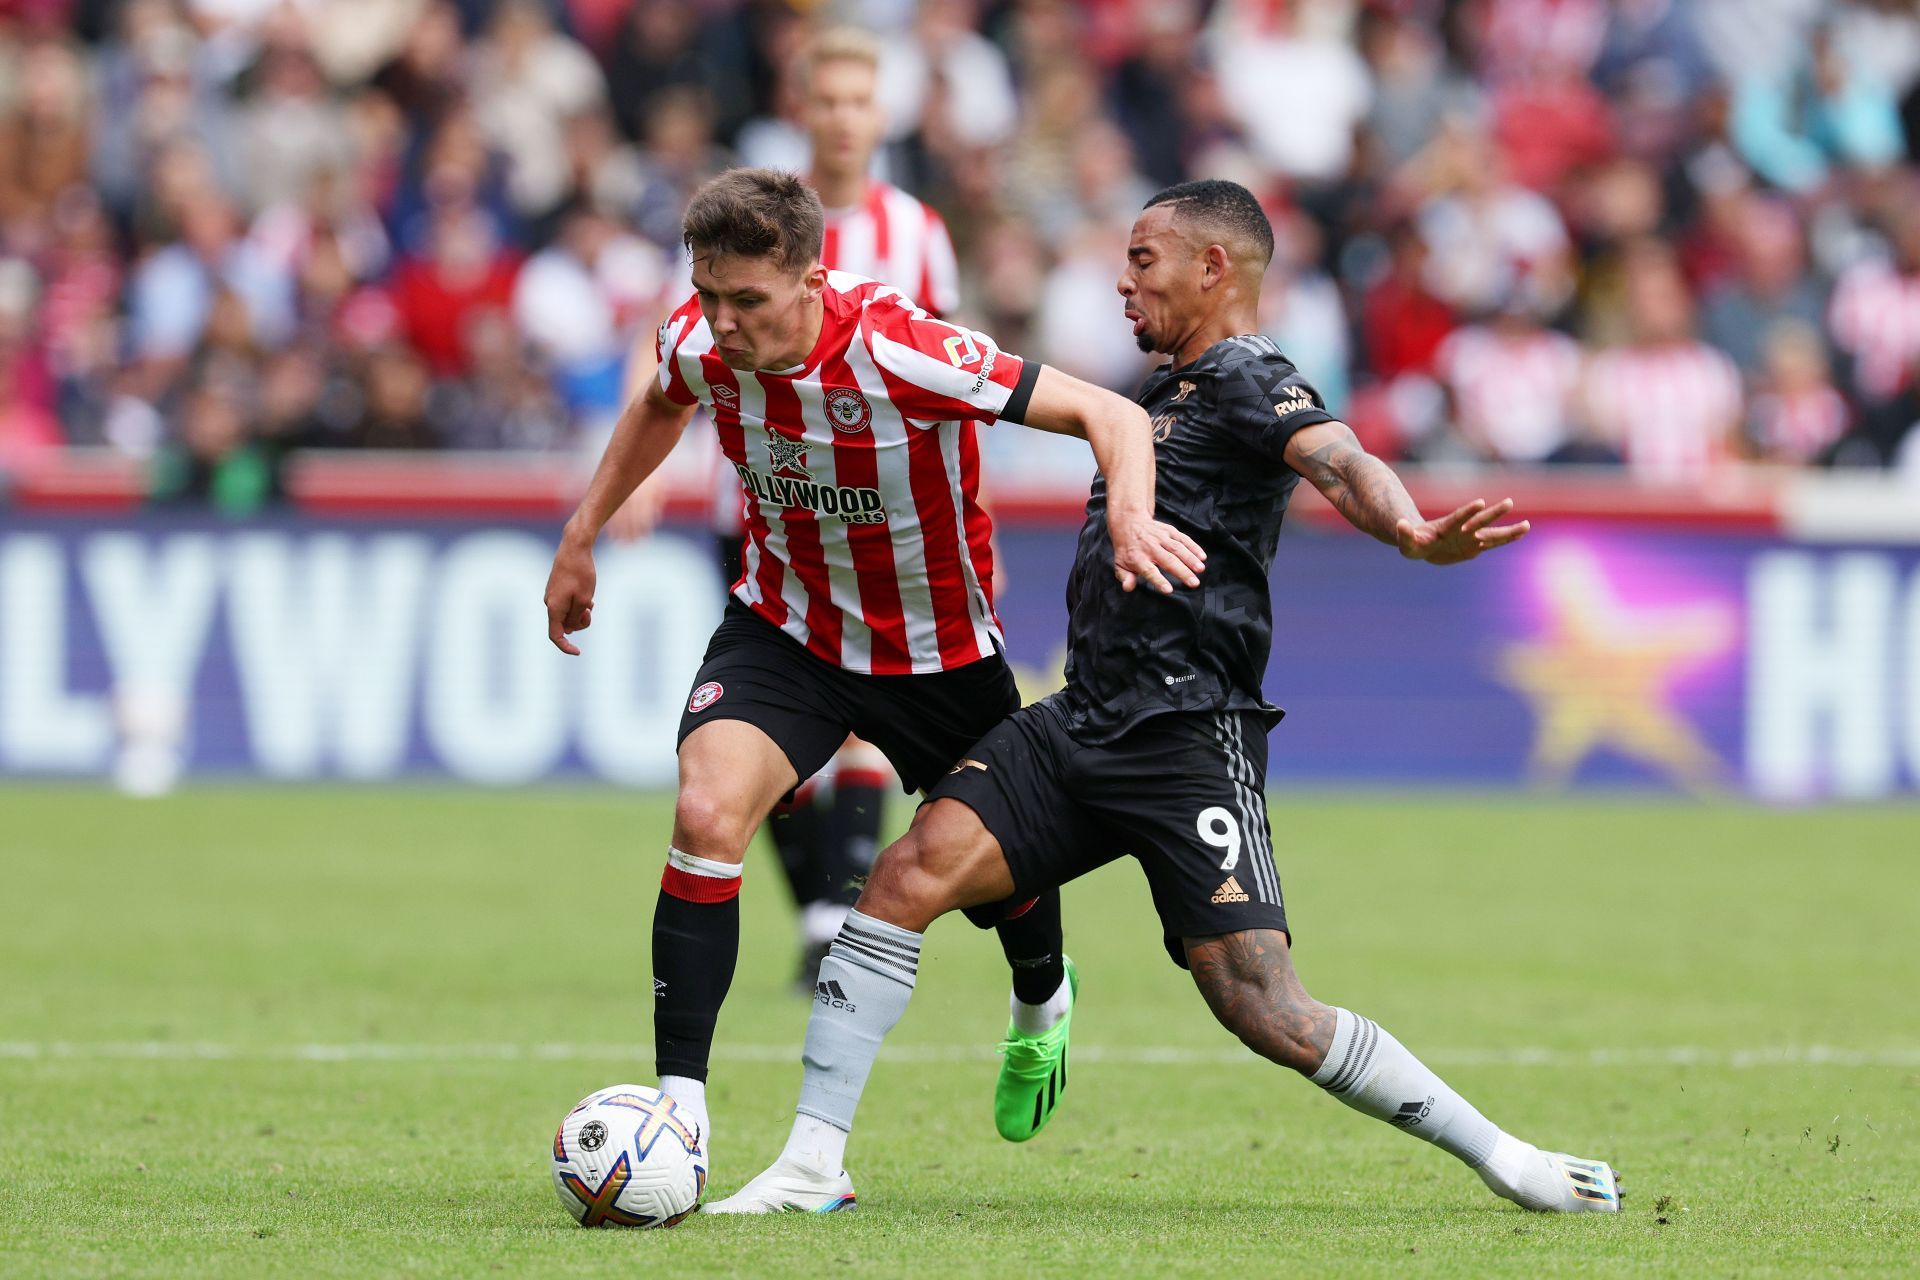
left=1273, top=387, right=1316, bottom=417
left=942, top=332, right=981, bottom=368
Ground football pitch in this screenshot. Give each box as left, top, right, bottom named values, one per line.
left=3, top=789, right=1914, bottom=1277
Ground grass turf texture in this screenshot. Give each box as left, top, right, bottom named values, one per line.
left=2, top=790, right=1915, bottom=1277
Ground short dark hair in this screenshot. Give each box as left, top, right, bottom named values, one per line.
left=682, top=168, right=824, bottom=272
left=1143, top=179, right=1275, bottom=268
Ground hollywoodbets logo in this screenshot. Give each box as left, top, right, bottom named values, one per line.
left=735, top=463, right=889, bottom=526
left=1389, top=1096, right=1435, bottom=1129
left=816, top=979, right=856, bottom=1013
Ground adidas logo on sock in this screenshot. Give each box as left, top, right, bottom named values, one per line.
left=1388, top=1096, right=1435, bottom=1129
left=1211, top=876, right=1249, bottom=904
left=815, top=979, right=856, bottom=1013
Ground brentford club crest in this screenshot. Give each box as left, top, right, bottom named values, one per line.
left=824, top=387, right=872, bottom=434
left=688, top=681, right=723, bottom=713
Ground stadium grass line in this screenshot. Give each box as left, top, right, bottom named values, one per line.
left=4, top=1039, right=1918, bottom=1067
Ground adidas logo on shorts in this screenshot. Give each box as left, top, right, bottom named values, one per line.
left=1211, top=876, right=1250, bottom=904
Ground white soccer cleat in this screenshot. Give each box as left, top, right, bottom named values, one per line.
left=705, top=1158, right=856, bottom=1215
left=1478, top=1138, right=1623, bottom=1213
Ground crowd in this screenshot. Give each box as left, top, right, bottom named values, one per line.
left=3, top=0, right=1920, bottom=510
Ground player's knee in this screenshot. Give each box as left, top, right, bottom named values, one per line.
left=671, top=786, right=753, bottom=859
left=857, top=833, right=962, bottom=930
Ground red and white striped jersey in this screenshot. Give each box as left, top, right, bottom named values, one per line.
left=658, top=272, right=1031, bottom=675
left=1437, top=325, right=1582, bottom=462
left=819, top=181, right=961, bottom=320
left=707, top=181, right=961, bottom=538
left=1584, top=342, right=1743, bottom=482
left=1829, top=260, right=1920, bottom=403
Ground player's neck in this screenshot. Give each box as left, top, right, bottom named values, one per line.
left=813, top=166, right=870, bottom=212
left=1172, top=307, right=1260, bottom=369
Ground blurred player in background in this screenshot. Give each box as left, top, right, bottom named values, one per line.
left=543, top=168, right=1204, bottom=1168
left=613, top=29, right=966, bottom=991
left=715, top=181, right=1621, bottom=1217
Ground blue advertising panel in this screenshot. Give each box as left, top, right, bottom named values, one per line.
left=2, top=513, right=1917, bottom=798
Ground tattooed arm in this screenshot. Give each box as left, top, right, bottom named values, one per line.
left=1281, top=421, right=1532, bottom=565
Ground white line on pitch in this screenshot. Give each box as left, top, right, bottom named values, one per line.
left=0, top=1042, right=1916, bottom=1068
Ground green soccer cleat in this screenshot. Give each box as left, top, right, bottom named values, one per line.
left=993, top=956, right=1077, bottom=1143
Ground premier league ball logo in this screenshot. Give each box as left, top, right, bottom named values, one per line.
left=825, top=387, right=872, bottom=434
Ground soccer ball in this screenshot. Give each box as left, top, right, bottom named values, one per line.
left=551, top=1084, right=707, bottom=1228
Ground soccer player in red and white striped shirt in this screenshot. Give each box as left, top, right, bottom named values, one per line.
left=808, top=28, right=960, bottom=320
left=760, top=27, right=964, bottom=987
left=543, top=169, right=1203, bottom=1170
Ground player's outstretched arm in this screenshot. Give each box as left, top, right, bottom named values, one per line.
left=1019, top=365, right=1207, bottom=594
left=544, top=382, right=697, bottom=654
left=1282, top=420, right=1530, bottom=566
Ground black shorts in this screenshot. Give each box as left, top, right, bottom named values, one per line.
left=676, top=600, right=1021, bottom=795
left=928, top=696, right=1289, bottom=968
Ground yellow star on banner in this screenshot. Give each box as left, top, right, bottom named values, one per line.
left=1496, top=544, right=1736, bottom=791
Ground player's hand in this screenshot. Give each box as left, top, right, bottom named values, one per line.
left=544, top=536, right=597, bottom=655
left=1395, top=498, right=1530, bottom=566
left=1111, top=515, right=1207, bottom=594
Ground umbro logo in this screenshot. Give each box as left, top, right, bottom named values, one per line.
left=653, top=977, right=667, bottom=999
left=1388, top=1096, right=1435, bottom=1129
left=816, top=979, right=856, bottom=1013
left=712, top=385, right=738, bottom=402
left=1211, top=876, right=1249, bottom=904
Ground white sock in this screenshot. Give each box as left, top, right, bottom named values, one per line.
left=779, top=1113, right=849, bottom=1176
left=1010, top=976, right=1071, bottom=1035
left=1310, top=1008, right=1502, bottom=1168
left=659, top=1074, right=709, bottom=1145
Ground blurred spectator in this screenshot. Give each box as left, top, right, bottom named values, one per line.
left=471, top=0, right=606, bottom=227
left=388, top=196, right=520, bottom=379
left=1733, top=21, right=1906, bottom=193
left=233, top=13, right=353, bottom=216
left=347, top=343, right=442, bottom=449
left=1436, top=293, right=1583, bottom=464
left=149, top=367, right=279, bottom=512
left=1700, top=195, right=1828, bottom=378
left=879, top=0, right=1018, bottom=153
left=1828, top=197, right=1920, bottom=409
left=0, top=257, right=62, bottom=473
left=513, top=205, right=665, bottom=430
left=1361, top=221, right=1457, bottom=382
left=0, top=36, right=90, bottom=248
left=1749, top=318, right=1851, bottom=464
left=1582, top=241, right=1744, bottom=481
left=1209, top=0, right=1372, bottom=185
left=1413, top=122, right=1575, bottom=317
left=126, top=190, right=296, bottom=365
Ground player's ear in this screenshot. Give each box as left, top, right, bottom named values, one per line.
left=1201, top=243, right=1230, bottom=291
left=800, top=261, right=829, bottom=300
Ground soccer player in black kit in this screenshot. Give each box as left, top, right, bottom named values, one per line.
left=713, top=181, right=1622, bottom=1216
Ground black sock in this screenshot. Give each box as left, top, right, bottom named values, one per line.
left=821, top=767, right=886, bottom=907
left=996, top=888, right=1066, bottom=1005
left=766, top=789, right=820, bottom=906
left=652, top=880, right=740, bottom=1081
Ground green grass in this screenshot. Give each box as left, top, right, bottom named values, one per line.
left=2, top=789, right=1916, bottom=1277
